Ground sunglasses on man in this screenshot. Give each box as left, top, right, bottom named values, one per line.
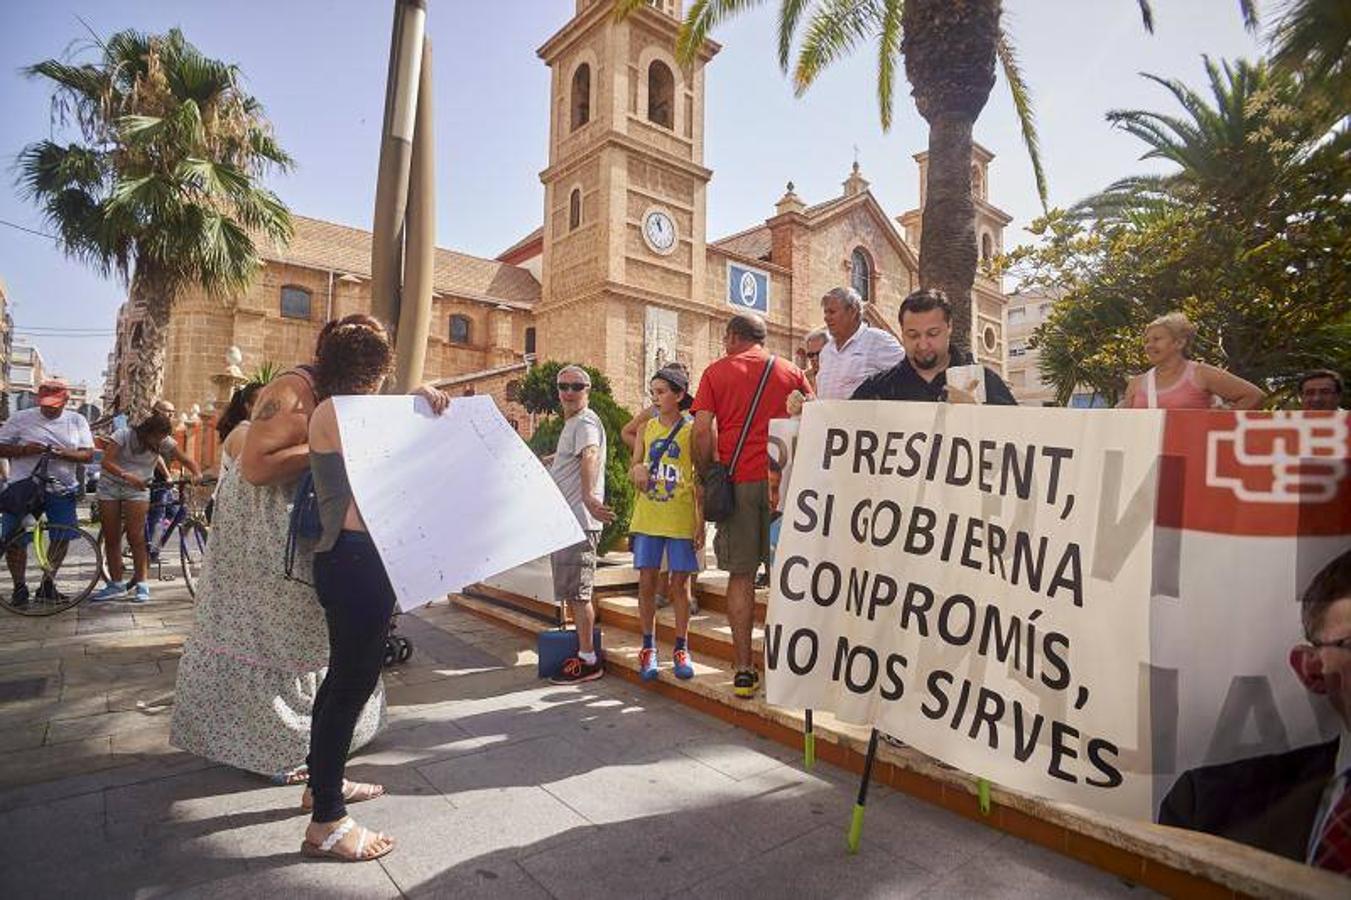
left=556, top=382, right=589, bottom=393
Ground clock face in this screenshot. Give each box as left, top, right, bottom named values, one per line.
left=643, top=209, right=677, bottom=254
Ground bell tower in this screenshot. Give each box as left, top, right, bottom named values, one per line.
left=536, top=0, right=720, bottom=407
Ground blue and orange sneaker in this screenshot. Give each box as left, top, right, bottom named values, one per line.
left=639, top=647, right=659, bottom=681
left=672, top=648, right=695, bottom=680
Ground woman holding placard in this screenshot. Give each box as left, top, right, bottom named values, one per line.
left=1121, top=312, right=1263, bottom=410
left=300, top=318, right=450, bottom=861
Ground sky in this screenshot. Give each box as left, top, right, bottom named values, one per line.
left=0, top=0, right=1262, bottom=394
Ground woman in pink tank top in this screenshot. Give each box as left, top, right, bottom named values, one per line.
left=1121, top=312, right=1264, bottom=410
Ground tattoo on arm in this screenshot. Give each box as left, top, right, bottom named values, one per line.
left=254, top=398, right=282, bottom=422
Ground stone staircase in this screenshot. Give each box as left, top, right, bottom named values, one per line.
left=451, top=562, right=1346, bottom=900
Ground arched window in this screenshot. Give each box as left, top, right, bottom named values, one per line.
left=981, top=233, right=994, bottom=264
left=850, top=248, right=871, bottom=303
left=647, top=60, right=673, bottom=128
left=568, top=189, right=581, bottom=231
left=524, top=326, right=537, bottom=355
left=505, top=379, right=522, bottom=402
left=449, top=314, right=471, bottom=345
left=280, top=285, right=312, bottom=320
left=570, top=63, right=591, bottom=131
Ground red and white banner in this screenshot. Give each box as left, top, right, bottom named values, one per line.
left=765, top=403, right=1349, bottom=821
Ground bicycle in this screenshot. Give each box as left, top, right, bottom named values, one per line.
left=0, top=450, right=104, bottom=617
left=144, top=477, right=213, bottom=598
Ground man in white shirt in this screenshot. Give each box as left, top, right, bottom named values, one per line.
left=814, top=286, right=904, bottom=400
left=0, top=380, right=95, bottom=608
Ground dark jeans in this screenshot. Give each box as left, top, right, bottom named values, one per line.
left=306, top=530, right=396, bottom=823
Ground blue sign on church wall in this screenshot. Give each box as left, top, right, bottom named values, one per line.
left=726, top=263, right=769, bottom=314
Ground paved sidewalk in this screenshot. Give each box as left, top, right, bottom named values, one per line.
left=0, top=582, right=1152, bottom=898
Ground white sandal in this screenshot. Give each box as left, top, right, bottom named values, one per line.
left=300, top=816, right=394, bottom=862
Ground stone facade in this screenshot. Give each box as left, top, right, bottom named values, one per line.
left=104, top=0, right=1013, bottom=460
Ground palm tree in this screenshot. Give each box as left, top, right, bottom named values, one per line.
left=614, top=0, right=1257, bottom=346
left=1267, top=0, right=1350, bottom=107
left=1073, top=57, right=1342, bottom=230
left=19, top=28, right=292, bottom=419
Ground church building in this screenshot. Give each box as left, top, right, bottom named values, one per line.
left=104, top=0, right=1011, bottom=443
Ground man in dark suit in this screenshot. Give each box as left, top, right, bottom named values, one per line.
left=1159, top=549, right=1351, bottom=875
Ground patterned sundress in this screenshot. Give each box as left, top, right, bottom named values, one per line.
left=170, top=463, right=386, bottom=777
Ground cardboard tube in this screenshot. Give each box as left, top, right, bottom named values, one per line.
left=394, top=37, right=435, bottom=393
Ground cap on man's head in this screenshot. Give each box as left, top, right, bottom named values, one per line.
left=37, top=379, right=69, bottom=409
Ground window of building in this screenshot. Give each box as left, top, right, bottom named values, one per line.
left=972, top=164, right=985, bottom=200
left=982, top=325, right=999, bottom=353
left=505, top=379, right=522, bottom=402
left=1009, top=340, right=1027, bottom=358
left=647, top=60, right=674, bottom=128
left=449, top=314, right=471, bottom=345
left=280, top=285, right=312, bottom=320
left=571, top=63, right=591, bottom=131
left=1007, top=307, right=1025, bottom=325
left=850, top=248, right=871, bottom=303
left=524, top=327, right=537, bottom=356
left=9, top=365, right=32, bottom=386
left=980, top=232, right=994, bottom=264
left=568, top=189, right=581, bottom=231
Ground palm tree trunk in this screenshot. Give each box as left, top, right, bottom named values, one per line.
left=919, top=115, right=979, bottom=348
left=902, top=0, right=1000, bottom=352
left=125, top=271, right=173, bottom=422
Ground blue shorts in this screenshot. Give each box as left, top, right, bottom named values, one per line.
left=632, top=534, right=699, bottom=573
left=2, top=491, right=79, bottom=545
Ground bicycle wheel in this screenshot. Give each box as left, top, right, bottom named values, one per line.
left=0, top=523, right=103, bottom=616
left=179, top=518, right=208, bottom=599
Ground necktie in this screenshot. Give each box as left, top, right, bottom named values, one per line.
left=1312, top=779, right=1351, bottom=875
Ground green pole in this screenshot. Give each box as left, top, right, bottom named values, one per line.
left=803, top=708, right=816, bottom=770
left=846, top=728, right=880, bottom=854
left=978, top=778, right=991, bottom=815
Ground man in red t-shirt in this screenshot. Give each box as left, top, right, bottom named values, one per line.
left=692, top=312, right=812, bottom=698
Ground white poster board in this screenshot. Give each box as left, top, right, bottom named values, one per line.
left=333, top=394, right=584, bottom=611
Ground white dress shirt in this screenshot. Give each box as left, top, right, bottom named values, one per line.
left=815, top=323, right=905, bottom=400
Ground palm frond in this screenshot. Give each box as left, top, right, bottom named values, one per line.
left=778, top=0, right=814, bottom=71
left=675, top=0, right=771, bottom=65
left=996, top=30, right=1047, bottom=210
left=793, top=0, right=882, bottom=96
left=1267, top=0, right=1350, bottom=84
left=873, top=0, right=903, bottom=131
left=1136, top=0, right=1155, bottom=33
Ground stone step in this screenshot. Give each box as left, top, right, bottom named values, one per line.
left=463, top=582, right=762, bottom=666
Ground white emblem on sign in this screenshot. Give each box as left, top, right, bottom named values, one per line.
left=1206, top=412, right=1348, bottom=503
left=739, top=271, right=758, bottom=307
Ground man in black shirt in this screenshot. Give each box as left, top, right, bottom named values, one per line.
left=851, top=288, right=1017, bottom=405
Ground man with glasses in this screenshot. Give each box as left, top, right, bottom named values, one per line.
left=1160, top=549, right=1351, bottom=875
left=1300, top=370, right=1344, bottom=411
left=549, top=365, right=615, bottom=685
left=796, top=328, right=829, bottom=395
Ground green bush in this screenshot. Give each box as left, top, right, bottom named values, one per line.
left=527, top=382, right=634, bottom=555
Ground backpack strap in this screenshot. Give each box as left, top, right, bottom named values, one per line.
left=647, top=416, right=687, bottom=480
left=728, top=356, right=776, bottom=475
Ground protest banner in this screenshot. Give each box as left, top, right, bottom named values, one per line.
left=766, top=402, right=1350, bottom=821
left=333, top=394, right=585, bottom=611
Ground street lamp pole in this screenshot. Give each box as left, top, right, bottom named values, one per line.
left=370, top=0, right=428, bottom=339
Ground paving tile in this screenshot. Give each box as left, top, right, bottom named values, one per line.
left=0, top=735, right=115, bottom=788
left=417, top=733, right=601, bottom=810
left=519, top=805, right=756, bottom=899
left=915, top=837, right=1153, bottom=898
left=372, top=785, right=592, bottom=893
left=408, top=859, right=554, bottom=899
left=542, top=747, right=744, bottom=827
left=690, top=820, right=937, bottom=899
left=0, top=721, right=47, bottom=752
left=865, top=789, right=1008, bottom=873
left=47, top=707, right=174, bottom=743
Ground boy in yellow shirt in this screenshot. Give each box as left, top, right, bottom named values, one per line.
left=629, top=365, right=703, bottom=680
